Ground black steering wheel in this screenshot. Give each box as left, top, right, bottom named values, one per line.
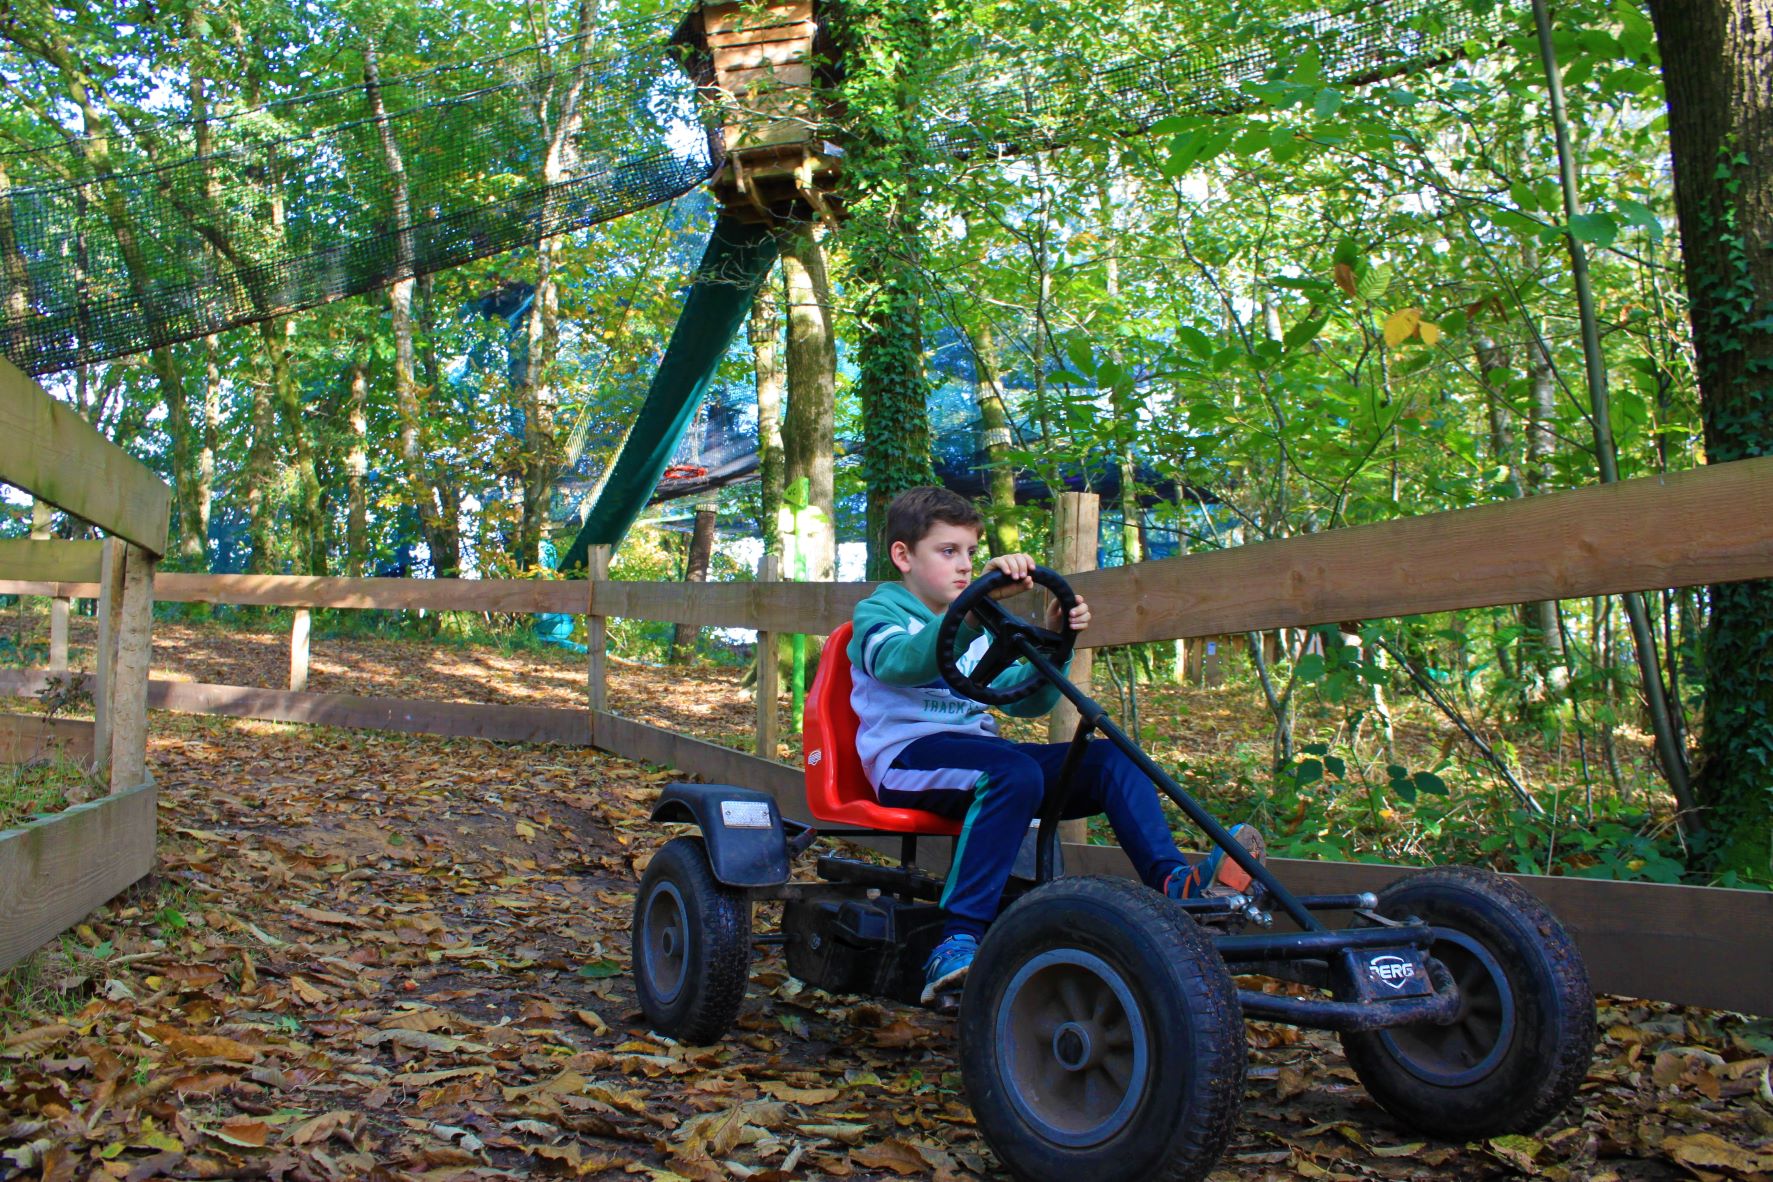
left=935, top=566, right=1080, bottom=706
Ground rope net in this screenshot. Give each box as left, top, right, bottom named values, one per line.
left=925, top=0, right=1515, bottom=156
left=0, top=28, right=719, bottom=376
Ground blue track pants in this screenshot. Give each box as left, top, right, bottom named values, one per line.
left=879, top=733, right=1189, bottom=931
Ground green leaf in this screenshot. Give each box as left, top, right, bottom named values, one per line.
left=1412, top=771, right=1449, bottom=796
left=577, top=958, right=622, bottom=978
left=1176, top=325, right=1216, bottom=358
left=1293, top=759, right=1324, bottom=786
left=1284, top=312, right=1330, bottom=349
left=1614, top=197, right=1664, bottom=241
left=1569, top=212, right=1619, bottom=248
left=1324, top=754, right=1347, bottom=778
left=1295, top=653, right=1325, bottom=682
left=1313, top=88, right=1343, bottom=118
left=1354, top=263, right=1392, bottom=302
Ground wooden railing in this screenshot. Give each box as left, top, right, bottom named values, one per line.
left=0, top=356, right=168, bottom=971
left=2, top=456, right=1771, bottom=1008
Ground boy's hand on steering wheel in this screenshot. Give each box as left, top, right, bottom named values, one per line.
left=981, top=552, right=1037, bottom=596
left=967, top=553, right=1037, bottom=627
left=1049, top=593, right=1091, bottom=634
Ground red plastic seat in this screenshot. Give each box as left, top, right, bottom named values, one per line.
left=803, top=622, right=963, bottom=835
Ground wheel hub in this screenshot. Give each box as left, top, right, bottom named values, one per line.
left=1052, top=1020, right=1103, bottom=1071
left=996, top=949, right=1151, bottom=1149
left=1382, top=926, right=1515, bottom=1087
left=641, top=881, right=690, bottom=1005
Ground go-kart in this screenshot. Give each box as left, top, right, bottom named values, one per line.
left=630, top=567, right=1596, bottom=1182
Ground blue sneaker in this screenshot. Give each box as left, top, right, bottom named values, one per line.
left=1165, top=824, right=1267, bottom=900
left=921, top=933, right=979, bottom=1006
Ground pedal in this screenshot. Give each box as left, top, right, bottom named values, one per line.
left=926, top=989, right=962, bottom=1016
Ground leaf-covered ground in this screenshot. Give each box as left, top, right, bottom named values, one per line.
left=2, top=622, right=1770, bottom=1181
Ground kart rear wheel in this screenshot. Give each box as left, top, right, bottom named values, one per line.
left=1340, top=866, right=1594, bottom=1139
left=960, top=876, right=1244, bottom=1182
left=632, top=835, right=752, bottom=1045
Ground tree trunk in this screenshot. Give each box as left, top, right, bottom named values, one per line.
left=512, top=0, right=599, bottom=570
left=244, top=366, right=279, bottom=574
left=780, top=224, right=837, bottom=584
left=751, top=270, right=787, bottom=557
left=1519, top=315, right=1568, bottom=704
left=1646, top=0, right=1773, bottom=877
left=672, top=503, right=719, bottom=662
left=346, top=359, right=370, bottom=578
left=364, top=38, right=454, bottom=577
left=974, top=321, right=1021, bottom=555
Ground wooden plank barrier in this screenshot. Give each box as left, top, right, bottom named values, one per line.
left=0, top=781, right=156, bottom=972
left=0, top=714, right=94, bottom=764
left=0, top=538, right=104, bottom=583
left=0, top=357, right=170, bottom=555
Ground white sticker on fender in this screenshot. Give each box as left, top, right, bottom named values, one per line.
left=720, top=801, right=773, bottom=829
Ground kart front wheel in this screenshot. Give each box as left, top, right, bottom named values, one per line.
left=631, top=835, right=752, bottom=1045
left=1340, top=866, right=1594, bottom=1139
left=960, top=876, right=1245, bottom=1182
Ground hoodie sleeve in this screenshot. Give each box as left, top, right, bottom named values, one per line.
left=849, top=588, right=983, bottom=687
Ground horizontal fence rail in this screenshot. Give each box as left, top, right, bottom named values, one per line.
left=0, top=358, right=170, bottom=556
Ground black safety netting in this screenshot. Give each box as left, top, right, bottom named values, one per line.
left=0, top=24, right=719, bottom=376
left=924, top=0, right=1516, bottom=157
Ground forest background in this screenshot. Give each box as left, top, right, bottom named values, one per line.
left=0, top=0, right=1769, bottom=885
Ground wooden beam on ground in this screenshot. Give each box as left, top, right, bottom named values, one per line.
left=0, top=357, right=170, bottom=556
left=1070, top=456, right=1773, bottom=647
left=0, top=672, right=593, bottom=746
left=0, top=714, right=94, bottom=764
left=1051, top=843, right=1773, bottom=1016
left=0, top=539, right=104, bottom=583
left=0, top=780, right=156, bottom=972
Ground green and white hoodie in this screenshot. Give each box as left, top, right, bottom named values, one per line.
left=847, top=582, right=1065, bottom=789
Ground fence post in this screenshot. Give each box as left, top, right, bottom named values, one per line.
left=49, top=596, right=68, bottom=672
left=586, top=545, right=610, bottom=730
left=108, top=544, right=155, bottom=792
left=756, top=552, right=780, bottom=760
left=289, top=608, right=311, bottom=692
left=90, top=537, right=127, bottom=779
left=1048, top=491, right=1099, bottom=847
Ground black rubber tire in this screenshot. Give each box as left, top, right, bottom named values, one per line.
left=959, top=876, right=1245, bottom=1182
left=631, top=835, right=752, bottom=1045
left=1340, top=866, right=1595, bottom=1139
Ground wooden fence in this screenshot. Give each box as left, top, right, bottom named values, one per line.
left=1, top=455, right=1771, bottom=1009
left=0, top=356, right=167, bottom=972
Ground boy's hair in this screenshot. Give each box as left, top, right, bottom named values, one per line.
left=886, top=486, right=983, bottom=552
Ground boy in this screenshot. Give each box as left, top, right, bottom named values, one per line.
left=849, top=486, right=1265, bottom=1004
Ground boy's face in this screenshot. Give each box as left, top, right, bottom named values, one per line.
left=892, top=522, right=982, bottom=613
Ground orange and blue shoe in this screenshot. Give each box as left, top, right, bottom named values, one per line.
left=1165, top=824, right=1267, bottom=900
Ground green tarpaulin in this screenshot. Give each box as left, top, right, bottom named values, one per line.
left=560, top=213, right=779, bottom=568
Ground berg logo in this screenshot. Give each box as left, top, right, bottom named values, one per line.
left=1368, top=954, right=1416, bottom=990
left=807, top=749, right=823, bottom=766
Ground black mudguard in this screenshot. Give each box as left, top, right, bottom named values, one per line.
left=650, top=783, right=790, bottom=887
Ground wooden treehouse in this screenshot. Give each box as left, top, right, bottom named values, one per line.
left=671, top=0, right=844, bottom=224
